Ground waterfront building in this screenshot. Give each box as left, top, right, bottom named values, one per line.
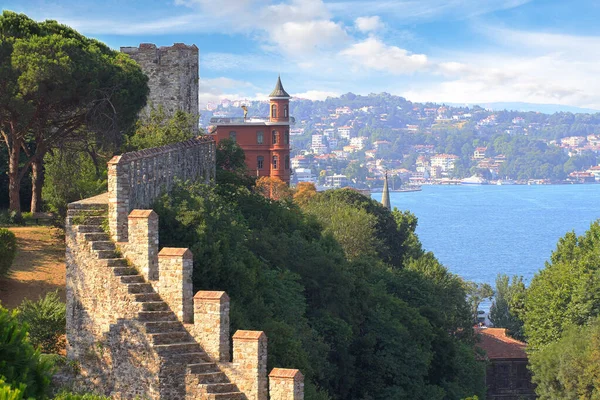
left=210, top=77, right=292, bottom=184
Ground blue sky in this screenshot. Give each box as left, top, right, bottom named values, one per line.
left=4, top=0, right=600, bottom=109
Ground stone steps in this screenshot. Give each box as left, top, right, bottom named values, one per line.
left=153, top=342, right=200, bottom=356
left=83, top=232, right=110, bottom=242
left=141, top=301, right=169, bottom=311
left=127, top=283, right=153, bottom=294
left=187, top=362, right=220, bottom=374
left=120, top=275, right=145, bottom=284
left=106, top=258, right=128, bottom=267
left=166, top=352, right=211, bottom=365
left=134, top=293, right=162, bottom=302
left=91, top=241, right=116, bottom=251
left=77, top=225, right=104, bottom=234
left=149, top=331, right=191, bottom=345
left=206, top=392, right=244, bottom=400
left=94, top=249, right=119, bottom=259
left=113, top=266, right=138, bottom=276
left=138, top=311, right=178, bottom=322
left=191, top=371, right=229, bottom=385
left=144, top=321, right=185, bottom=334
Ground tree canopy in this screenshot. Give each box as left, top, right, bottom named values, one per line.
left=0, top=11, right=148, bottom=213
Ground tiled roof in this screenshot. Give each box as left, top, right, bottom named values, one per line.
left=269, top=76, right=290, bottom=98
left=476, top=328, right=527, bottom=360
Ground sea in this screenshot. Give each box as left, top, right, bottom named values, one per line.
left=372, top=184, right=600, bottom=295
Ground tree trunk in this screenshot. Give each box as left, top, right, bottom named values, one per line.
left=8, top=139, right=22, bottom=214
left=30, top=157, right=44, bottom=213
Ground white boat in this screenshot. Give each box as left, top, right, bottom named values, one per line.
left=461, top=175, right=488, bottom=185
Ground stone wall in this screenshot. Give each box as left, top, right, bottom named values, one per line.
left=107, top=137, right=215, bottom=242
left=66, top=139, right=303, bottom=399
left=121, top=43, right=199, bottom=134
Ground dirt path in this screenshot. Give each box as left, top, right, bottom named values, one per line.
left=0, top=226, right=65, bottom=309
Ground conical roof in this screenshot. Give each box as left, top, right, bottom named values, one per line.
left=269, top=75, right=290, bottom=98
left=382, top=172, right=391, bottom=210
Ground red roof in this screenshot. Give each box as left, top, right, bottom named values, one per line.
left=475, top=328, right=527, bottom=360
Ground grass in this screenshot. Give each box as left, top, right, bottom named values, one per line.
left=0, top=226, right=65, bottom=309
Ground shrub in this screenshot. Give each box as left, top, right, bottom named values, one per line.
left=0, top=228, right=17, bottom=277
left=0, top=306, right=52, bottom=399
left=0, top=377, right=26, bottom=400
left=17, top=292, right=66, bottom=354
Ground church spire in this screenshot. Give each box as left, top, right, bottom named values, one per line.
left=382, top=172, right=391, bottom=210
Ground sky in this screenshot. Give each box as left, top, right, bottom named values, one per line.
left=4, top=0, right=600, bottom=110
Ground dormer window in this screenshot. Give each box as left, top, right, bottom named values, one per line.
left=271, top=104, right=277, bottom=118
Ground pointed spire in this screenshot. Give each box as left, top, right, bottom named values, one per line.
left=382, top=172, right=391, bottom=210
left=269, top=75, right=290, bottom=98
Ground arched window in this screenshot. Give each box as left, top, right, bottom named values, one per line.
left=272, top=155, right=279, bottom=170
left=285, top=155, right=290, bottom=170
left=271, top=104, right=277, bottom=118
left=284, top=105, right=288, bottom=118
left=257, top=156, right=264, bottom=169
left=284, top=130, right=290, bottom=145
left=272, top=130, right=278, bottom=144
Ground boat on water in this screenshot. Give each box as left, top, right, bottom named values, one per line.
left=461, top=175, right=488, bottom=185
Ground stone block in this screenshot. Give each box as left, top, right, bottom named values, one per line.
left=193, top=291, right=230, bottom=362
left=269, top=369, right=304, bottom=400
left=158, top=248, right=193, bottom=323
left=126, top=210, right=159, bottom=281
left=232, top=330, right=267, bottom=400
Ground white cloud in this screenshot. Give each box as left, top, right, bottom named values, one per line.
left=269, top=20, right=349, bottom=55
left=198, top=77, right=258, bottom=105
left=355, top=16, right=383, bottom=33
left=292, top=90, right=339, bottom=100
left=339, top=37, right=428, bottom=73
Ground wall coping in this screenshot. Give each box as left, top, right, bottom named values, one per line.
left=233, top=330, right=266, bottom=341
left=194, top=291, right=229, bottom=301
left=128, top=210, right=157, bottom=219
left=158, top=248, right=193, bottom=259
left=269, top=368, right=303, bottom=379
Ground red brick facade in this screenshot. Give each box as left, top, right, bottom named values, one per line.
left=211, top=77, right=291, bottom=184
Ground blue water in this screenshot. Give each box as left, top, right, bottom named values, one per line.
left=374, top=185, right=600, bottom=287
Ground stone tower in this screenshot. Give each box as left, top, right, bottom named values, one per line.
left=268, top=76, right=292, bottom=183
left=121, top=43, right=199, bottom=134
left=382, top=172, right=391, bottom=210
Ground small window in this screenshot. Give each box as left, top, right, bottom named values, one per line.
left=285, top=155, right=290, bottom=170
left=257, top=156, right=264, bottom=169
left=273, top=155, right=278, bottom=169
left=271, top=104, right=277, bottom=118
left=257, top=131, right=264, bottom=144
left=229, top=131, right=236, bottom=142
left=284, top=105, right=288, bottom=118
left=272, top=130, right=279, bottom=144
left=285, top=130, right=290, bottom=145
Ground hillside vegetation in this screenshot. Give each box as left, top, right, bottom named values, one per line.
left=154, top=174, right=484, bottom=399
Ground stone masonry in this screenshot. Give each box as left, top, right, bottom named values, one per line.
left=121, top=43, right=199, bottom=134
left=66, top=140, right=303, bottom=399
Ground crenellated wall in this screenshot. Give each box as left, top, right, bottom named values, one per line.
left=107, top=137, right=215, bottom=242
left=66, top=139, right=303, bottom=399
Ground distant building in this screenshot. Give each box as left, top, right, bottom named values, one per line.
left=294, top=168, right=315, bottom=183
left=373, top=140, right=391, bottom=151
left=326, top=174, right=349, bottom=188
left=211, top=76, right=292, bottom=184
left=476, top=328, right=536, bottom=400
left=350, top=136, right=368, bottom=150
left=338, top=126, right=352, bottom=139
left=431, top=154, right=459, bottom=172
left=562, top=136, right=586, bottom=147
left=335, top=107, right=352, bottom=115
left=474, top=147, right=488, bottom=159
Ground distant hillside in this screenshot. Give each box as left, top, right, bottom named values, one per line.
left=454, top=102, right=600, bottom=115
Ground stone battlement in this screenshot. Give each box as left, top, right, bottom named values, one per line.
left=66, top=140, right=303, bottom=399
left=107, top=137, right=215, bottom=242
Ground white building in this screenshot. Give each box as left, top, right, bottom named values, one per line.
left=431, top=154, right=459, bottom=172
left=350, top=136, right=368, bottom=150
left=326, top=174, right=349, bottom=188
left=338, top=126, right=352, bottom=139
left=294, top=168, right=316, bottom=183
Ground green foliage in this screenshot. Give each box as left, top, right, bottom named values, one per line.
left=127, top=105, right=197, bottom=150
left=0, top=306, right=52, bottom=399
left=0, top=10, right=148, bottom=213
left=17, top=291, right=66, bottom=353
left=524, top=220, right=600, bottom=351
left=0, top=377, right=27, bottom=400
left=464, top=282, right=494, bottom=324
left=154, top=183, right=484, bottom=399
left=0, top=228, right=16, bottom=278
left=42, top=150, right=107, bottom=216
left=214, top=138, right=255, bottom=187
left=489, top=274, right=526, bottom=340
left=528, top=317, right=600, bottom=399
